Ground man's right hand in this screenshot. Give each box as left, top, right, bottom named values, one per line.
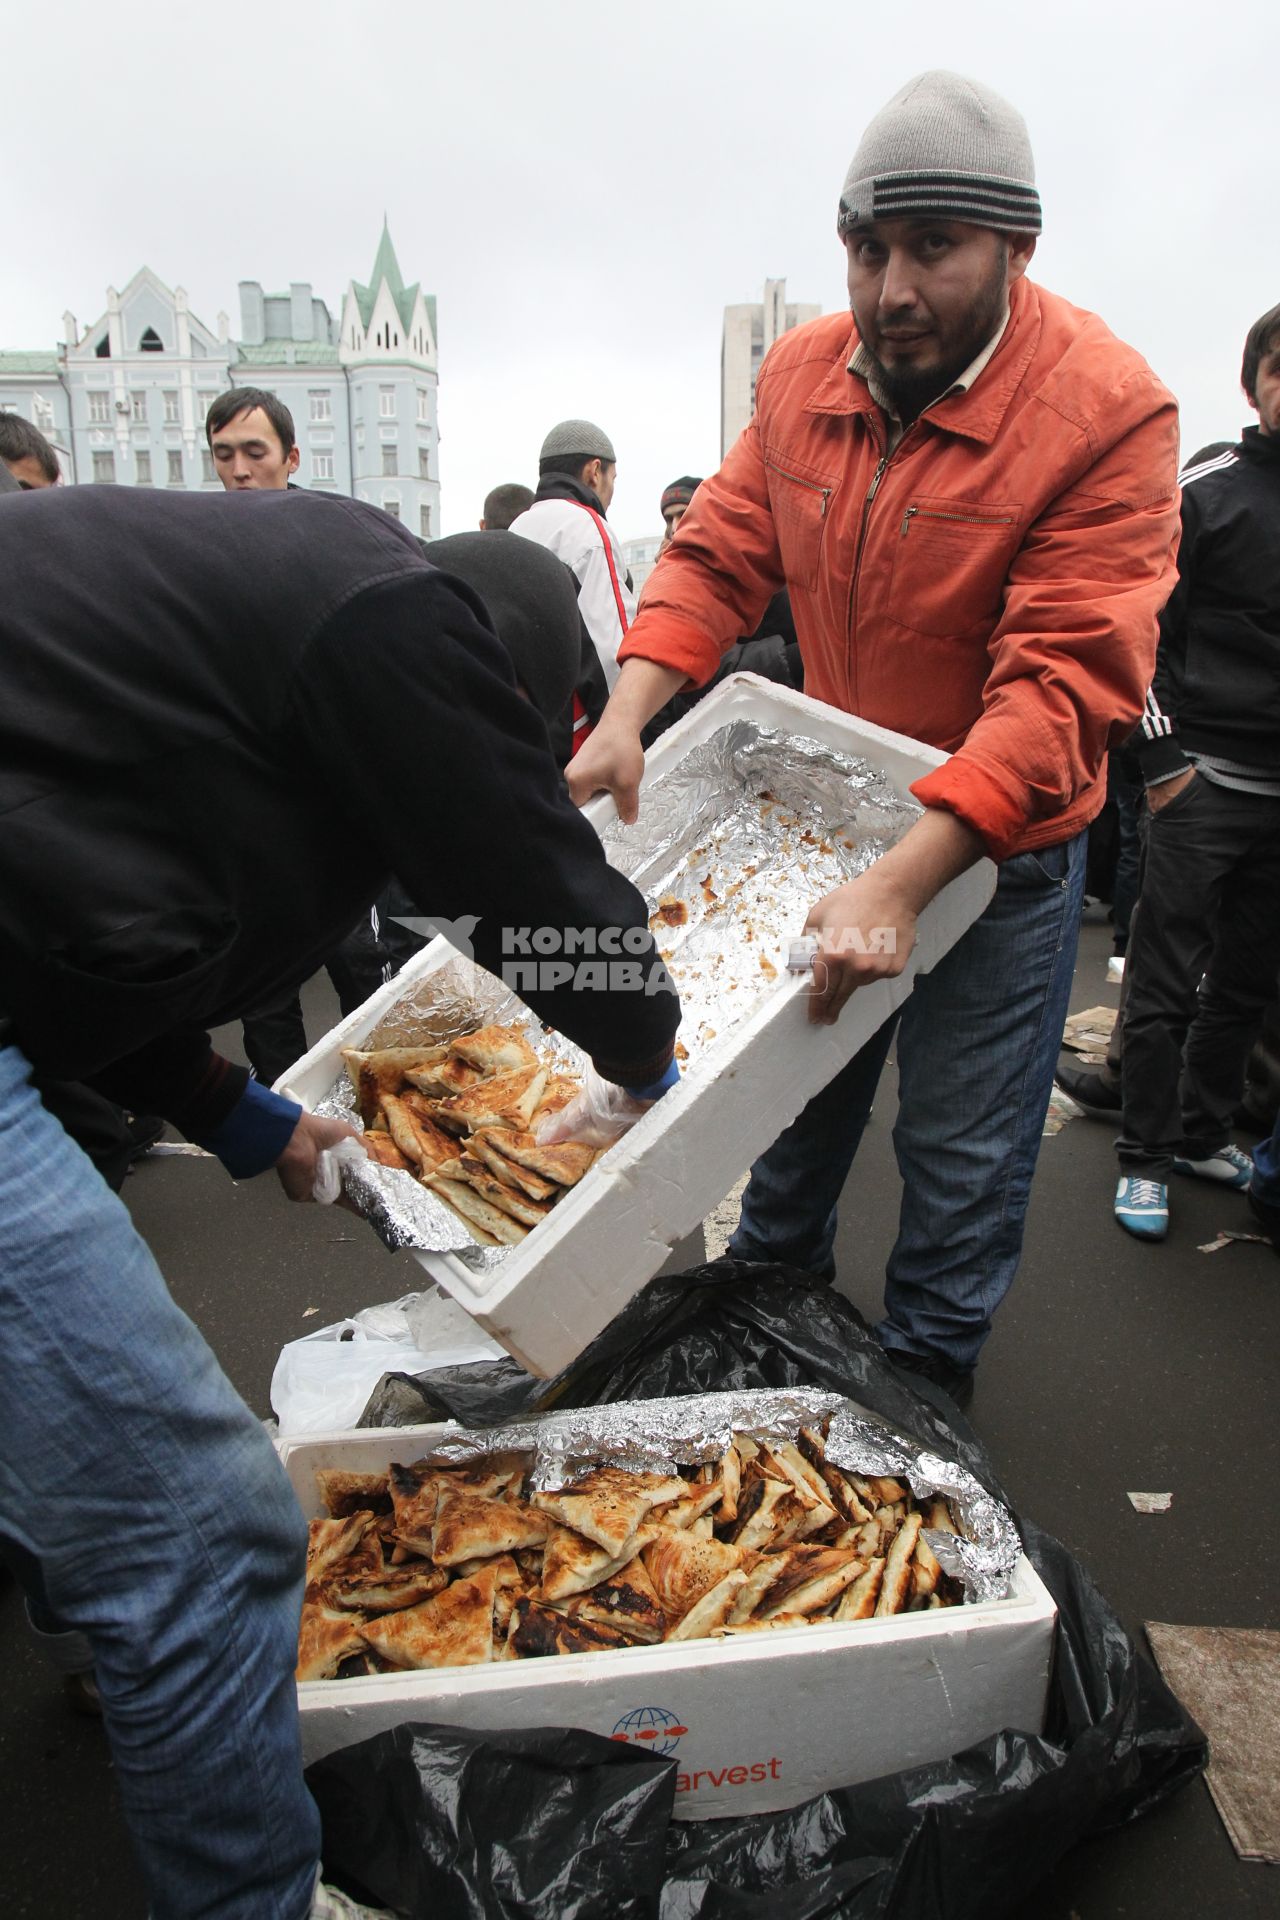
left=565, top=720, right=646, bottom=821
left=1147, top=767, right=1196, bottom=813
left=564, top=657, right=688, bottom=819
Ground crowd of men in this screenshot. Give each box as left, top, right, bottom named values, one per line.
left=1, top=62, right=1276, bottom=1920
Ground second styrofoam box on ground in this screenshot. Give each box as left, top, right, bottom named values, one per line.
left=281, top=676, right=996, bottom=1377
left=283, top=1423, right=1055, bottom=1819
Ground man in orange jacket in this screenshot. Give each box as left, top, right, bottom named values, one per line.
left=569, top=71, right=1181, bottom=1406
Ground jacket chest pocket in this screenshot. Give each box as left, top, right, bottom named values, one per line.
left=763, top=451, right=837, bottom=593
left=887, top=498, right=1019, bottom=638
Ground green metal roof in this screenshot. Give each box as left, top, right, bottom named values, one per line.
left=233, top=342, right=341, bottom=366
left=352, top=220, right=429, bottom=337
left=0, top=351, right=61, bottom=374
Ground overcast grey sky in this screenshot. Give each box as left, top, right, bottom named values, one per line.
left=5, top=0, right=1272, bottom=539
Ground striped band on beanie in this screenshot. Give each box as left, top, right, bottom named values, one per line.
left=838, top=72, right=1043, bottom=237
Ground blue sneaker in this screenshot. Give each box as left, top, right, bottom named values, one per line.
left=1114, top=1176, right=1168, bottom=1239
left=1172, top=1143, right=1253, bottom=1190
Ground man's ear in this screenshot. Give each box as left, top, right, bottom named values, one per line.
left=582, top=456, right=602, bottom=493
left=286, top=443, right=301, bottom=476
left=1006, top=233, right=1037, bottom=285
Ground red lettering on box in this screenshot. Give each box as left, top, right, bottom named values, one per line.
left=728, top=1766, right=748, bottom=1785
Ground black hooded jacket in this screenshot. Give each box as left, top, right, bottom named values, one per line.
left=0, top=487, right=678, bottom=1132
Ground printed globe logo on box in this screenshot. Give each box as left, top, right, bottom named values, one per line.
left=610, top=1705, right=689, bottom=1756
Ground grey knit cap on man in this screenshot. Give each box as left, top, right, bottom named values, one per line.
left=540, top=419, right=616, bottom=467
left=838, top=71, right=1042, bottom=236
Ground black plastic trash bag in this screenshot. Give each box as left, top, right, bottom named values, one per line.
left=314, top=1261, right=1206, bottom=1919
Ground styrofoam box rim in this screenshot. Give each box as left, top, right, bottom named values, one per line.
left=282, top=1422, right=1056, bottom=1704
left=277, top=677, right=996, bottom=1376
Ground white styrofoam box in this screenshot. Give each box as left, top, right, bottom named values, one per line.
left=280, top=675, right=996, bottom=1377
left=283, top=1425, right=1055, bottom=1819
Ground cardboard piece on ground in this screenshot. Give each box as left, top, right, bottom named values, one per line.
left=1198, top=1231, right=1271, bottom=1254
left=1061, top=1005, right=1117, bottom=1055
left=1127, top=1491, right=1172, bottom=1514
left=283, top=1423, right=1056, bottom=1820
left=1146, top=1622, right=1280, bottom=1863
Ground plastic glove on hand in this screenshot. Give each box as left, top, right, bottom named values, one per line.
left=535, top=1059, right=681, bottom=1150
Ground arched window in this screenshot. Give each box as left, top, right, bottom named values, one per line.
left=139, top=327, right=163, bottom=352
left=94, top=335, right=110, bottom=358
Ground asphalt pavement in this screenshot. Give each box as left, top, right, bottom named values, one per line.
left=2, top=911, right=1277, bottom=1918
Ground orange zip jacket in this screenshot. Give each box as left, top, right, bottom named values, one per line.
left=619, top=277, right=1181, bottom=860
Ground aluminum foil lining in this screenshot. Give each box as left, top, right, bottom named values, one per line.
left=410, top=1385, right=1020, bottom=1604
left=313, top=721, right=920, bottom=1269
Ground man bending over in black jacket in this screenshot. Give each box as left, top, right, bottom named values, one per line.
left=0, top=483, right=680, bottom=1920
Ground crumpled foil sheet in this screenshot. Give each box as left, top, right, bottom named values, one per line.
left=313, top=721, right=919, bottom=1270
left=411, top=1386, right=1019, bottom=1604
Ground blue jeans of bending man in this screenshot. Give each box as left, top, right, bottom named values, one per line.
left=730, top=834, right=1086, bottom=1371
left=0, top=1043, right=320, bottom=1920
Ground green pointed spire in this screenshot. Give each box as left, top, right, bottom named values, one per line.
left=353, top=219, right=422, bottom=335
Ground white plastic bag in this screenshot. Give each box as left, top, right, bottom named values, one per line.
left=270, top=1289, right=500, bottom=1436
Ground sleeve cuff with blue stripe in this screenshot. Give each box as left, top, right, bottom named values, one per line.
left=621, top=1057, right=682, bottom=1101
left=191, top=1075, right=303, bottom=1179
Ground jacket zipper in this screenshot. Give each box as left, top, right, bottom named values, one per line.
left=900, top=505, right=1014, bottom=536
left=764, top=459, right=832, bottom=517
left=845, top=424, right=918, bottom=708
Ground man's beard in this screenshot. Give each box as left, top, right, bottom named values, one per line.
left=867, top=252, right=1008, bottom=423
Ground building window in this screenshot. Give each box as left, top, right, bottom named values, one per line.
left=378, top=387, right=396, bottom=419
left=197, top=392, right=218, bottom=426
left=382, top=495, right=401, bottom=521
left=92, top=450, right=116, bottom=483
left=416, top=388, right=430, bottom=422
left=201, top=450, right=215, bottom=483
left=313, top=452, right=334, bottom=481
left=418, top=447, right=430, bottom=479
left=163, top=391, right=180, bottom=424
left=94, top=335, right=110, bottom=358
left=420, top=502, right=432, bottom=539
left=381, top=445, right=397, bottom=477
left=135, top=450, right=152, bottom=486
left=139, top=327, right=163, bottom=352
left=88, top=391, right=112, bottom=423
left=309, top=390, right=332, bottom=423
left=167, top=449, right=184, bottom=485
left=131, top=391, right=148, bottom=422
left=32, top=394, right=54, bottom=434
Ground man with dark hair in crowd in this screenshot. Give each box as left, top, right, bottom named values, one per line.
left=0, top=480, right=680, bottom=1919
left=206, top=385, right=300, bottom=489
left=0, top=410, right=60, bottom=488
left=480, top=481, right=534, bottom=530
left=1100, top=304, right=1280, bottom=1238
left=204, top=388, right=394, bottom=1082
left=571, top=71, right=1180, bottom=1406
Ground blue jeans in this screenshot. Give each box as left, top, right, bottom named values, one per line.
left=1254, top=1115, right=1280, bottom=1205
left=731, top=835, right=1087, bottom=1370
left=0, top=1043, right=319, bottom=1920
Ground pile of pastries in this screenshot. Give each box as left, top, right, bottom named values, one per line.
left=342, top=1023, right=595, bottom=1245
left=297, top=1419, right=964, bottom=1680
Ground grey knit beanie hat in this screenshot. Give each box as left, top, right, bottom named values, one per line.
left=540, top=418, right=616, bottom=464
left=838, top=71, right=1041, bottom=236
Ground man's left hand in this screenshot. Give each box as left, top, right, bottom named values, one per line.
left=274, top=1111, right=361, bottom=1201
left=803, top=873, right=916, bottom=1025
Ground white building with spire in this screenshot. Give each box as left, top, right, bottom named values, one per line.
left=0, top=224, right=440, bottom=537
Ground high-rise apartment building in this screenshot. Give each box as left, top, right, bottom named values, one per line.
left=720, top=277, right=821, bottom=457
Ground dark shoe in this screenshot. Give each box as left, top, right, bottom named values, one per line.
left=1054, top=1057, right=1122, bottom=1120
left=124, top=1112, right=165, bottom=1163
left=1246, top=1184, right=1280, bottom=1252
left=887, top=1348, right=975, bottom=1411
left=64, top=1670, right=103, bottom=1718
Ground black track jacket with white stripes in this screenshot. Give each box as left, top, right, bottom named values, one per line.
left=1136, top=427, right=1280, bottom=783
